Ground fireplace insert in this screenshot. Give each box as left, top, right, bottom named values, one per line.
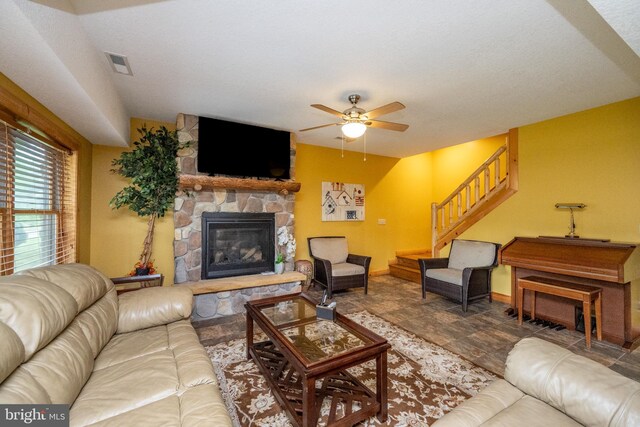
left=201, top=213, right=275, bottom=279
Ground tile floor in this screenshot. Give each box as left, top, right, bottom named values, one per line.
left=193, top=274, right=640, bottom=381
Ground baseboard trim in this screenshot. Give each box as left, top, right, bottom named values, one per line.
left=491, top=292, right=510, bottom=304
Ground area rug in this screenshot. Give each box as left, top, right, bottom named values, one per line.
left=206, top=311, right=496, bottom=426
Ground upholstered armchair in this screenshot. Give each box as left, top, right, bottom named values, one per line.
left=307, top=236, right=371, bottom=299
left=419, top=239, right=500, bottom=311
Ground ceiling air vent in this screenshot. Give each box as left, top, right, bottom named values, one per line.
left=105, top=52, right=133, bottom=76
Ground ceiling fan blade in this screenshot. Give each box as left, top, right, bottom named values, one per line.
left=367, top=119, right=409, bottom=132
left=334, top=136, right=357, bottom=143
left=311, top=104, right=345, bottom=118
left=364, top=101, right=405, bottom=119
left=299, top=123, right=340, bottom=132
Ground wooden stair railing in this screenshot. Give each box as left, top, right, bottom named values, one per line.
left=432, top=128, right=518, bottom=256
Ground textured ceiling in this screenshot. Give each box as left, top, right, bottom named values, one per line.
left=587, top=0, right=640, bottom=57
left=1, top=0, right=639, bottom=157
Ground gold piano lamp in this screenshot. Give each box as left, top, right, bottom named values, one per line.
left=555, top=203, right=586, bottom=238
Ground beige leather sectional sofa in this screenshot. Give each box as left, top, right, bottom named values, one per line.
left=0, top=264, right=232, bottom=426
left=434, top=337, right=640, bottom=426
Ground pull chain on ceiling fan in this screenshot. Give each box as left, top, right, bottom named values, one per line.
left=299, top=94, right=409, bottom=138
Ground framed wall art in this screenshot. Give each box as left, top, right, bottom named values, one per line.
left=321, top=182, right=365, bottom=221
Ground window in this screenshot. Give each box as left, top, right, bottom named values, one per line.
left=0, top=119, right=77, bottom=275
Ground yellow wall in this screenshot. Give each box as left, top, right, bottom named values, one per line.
left=459, top=97, right=640, bottom=296
left=90, top=118, right=176, bottom=281
left=294, top=144, right=433, bottom=272
left=431, top=134, right=507, bottom=202
left=0, top=73, right=93, bottom=263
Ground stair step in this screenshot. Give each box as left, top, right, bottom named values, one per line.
left=396, top=252, right=431, bottom=269
left=396, top=257, right=419, bottom=269
left=389, top=264, right=421, bottom=284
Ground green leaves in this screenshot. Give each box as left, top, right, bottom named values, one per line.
left=110, top=126, right=188, bottom=218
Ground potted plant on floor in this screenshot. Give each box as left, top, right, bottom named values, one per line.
left=110, top=125, right=188, bottom=275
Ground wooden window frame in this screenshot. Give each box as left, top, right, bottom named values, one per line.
left=0, top=91, right=78, bottom=275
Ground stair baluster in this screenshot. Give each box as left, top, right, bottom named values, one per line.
left=431, top=129, right=518, bottom=256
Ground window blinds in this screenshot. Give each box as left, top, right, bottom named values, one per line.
left=0, top=120, right=77, bottom=275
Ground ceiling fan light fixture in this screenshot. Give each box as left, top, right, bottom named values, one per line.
left=341, top=121, right=367, bottom=138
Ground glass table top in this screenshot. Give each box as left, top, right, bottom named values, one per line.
left=259, top=298, right=317, bottom=326
left=258, top=296, right=370, bottom=362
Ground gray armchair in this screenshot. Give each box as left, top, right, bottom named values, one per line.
left=419, top=239, right=500, bottom=311
left=307, top=236, right=371, bottom=299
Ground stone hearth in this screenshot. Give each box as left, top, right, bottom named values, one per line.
left=174, top=113, right=300, bottom=319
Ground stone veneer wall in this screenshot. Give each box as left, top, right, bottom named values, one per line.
left=174, top=113, right=299, bottom=319
left=191, top=283, right=301, bottom=320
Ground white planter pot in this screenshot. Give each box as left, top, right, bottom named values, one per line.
left=274, top=262, right=285, bottom=274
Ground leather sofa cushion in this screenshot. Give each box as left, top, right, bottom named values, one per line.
left=22, top=320, right=95, bottom=404
left=425, top=268, right=463, bottom=286
left=17, top=264, right=114, bottom=313
left=506, top=337, right=640, bottom=427
left=179, top=384, right=232, bottom=426
left=94, top=325, right=170, bottom=371
left=448, top=239, right=496, bottom=271
left=167, top=321, right=218, bottom=389
left=0, top=315, right=97, bottom=405
left=0, top=285, right=119, bottom=406
left=71, top=349, right=180, bottom=425
left=433, top=379, right=581, bottom=427
left=0, top=275, right=78, bottom=360
left=0, top=367, right=52, bottom=404
left=86, top=395, right=182, bottom=427
left=85, top=384, right=231, bottom=427
left=484, top=395, right=581, bottom=426
left=72, top=320, right=223, bottom=426
left=0, top=264, right=118, bottom=383
left=332, top=262, right=365, bottom=277
left=84, top=384, right=231, bottom=427
left=433, top=379, right=524, bottom=426
left=0, top=323, right=24, bottom=383
left=73, top=289, right=119, bottom=359
left=309, top=237, right=349, bottom=265
left=117, top=286, right=193, bottom=334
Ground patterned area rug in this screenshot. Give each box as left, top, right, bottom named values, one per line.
left=207, top=311, right=496, bottom=426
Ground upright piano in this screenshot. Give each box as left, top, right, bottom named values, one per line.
left=500, top=236, right=640, bottom=350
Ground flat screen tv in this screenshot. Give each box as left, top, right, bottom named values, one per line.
left=197, top=116, right=291, bottom=179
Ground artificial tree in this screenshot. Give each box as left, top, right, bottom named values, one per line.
left=110, top=126, right=187, bottom=275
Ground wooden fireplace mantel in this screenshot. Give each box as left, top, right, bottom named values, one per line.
left=179, top=174, right=301, bottom=194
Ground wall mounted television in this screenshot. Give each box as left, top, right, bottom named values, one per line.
left=197, top=116, right=291, bottom=179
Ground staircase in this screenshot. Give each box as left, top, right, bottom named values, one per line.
left=432, top=128, right=519, bottom=256
left=388, top=250, right=431, bottom=284
left=389, top=128, right=519, bottom=282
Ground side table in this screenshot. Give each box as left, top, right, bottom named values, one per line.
left=111, top=274, right=164, bottom=294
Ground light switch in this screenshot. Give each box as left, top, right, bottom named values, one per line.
left=378, top=218, right=386, bottom=225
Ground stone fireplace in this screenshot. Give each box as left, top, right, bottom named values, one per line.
left=173, top=113, right=302, bottom=320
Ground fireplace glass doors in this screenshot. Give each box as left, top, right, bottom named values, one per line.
left=201, top=213, right=275, bottom=279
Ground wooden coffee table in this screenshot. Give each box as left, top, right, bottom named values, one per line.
left=245, top=293, right=391, bottom=427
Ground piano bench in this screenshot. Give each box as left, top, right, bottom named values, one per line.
left=517, top=276, right=602, bottom=348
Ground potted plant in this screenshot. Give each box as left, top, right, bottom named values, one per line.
left=110, top=125, right=188, bottom=275
left=275, top=226, right=296, bottom=274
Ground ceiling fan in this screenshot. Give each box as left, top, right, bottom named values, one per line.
left=299, top=94, right=409, bottom=138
